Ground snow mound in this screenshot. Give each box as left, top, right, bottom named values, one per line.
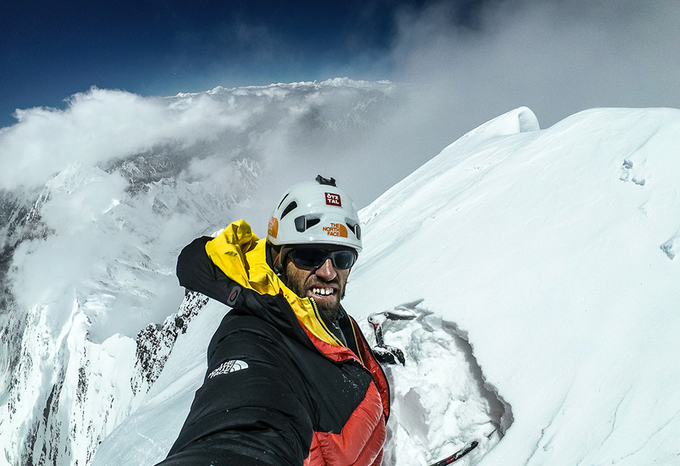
left=459, top=106, right=539, bottom=141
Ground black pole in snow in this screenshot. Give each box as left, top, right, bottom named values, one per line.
left=428, top=440, right=479, bottom=466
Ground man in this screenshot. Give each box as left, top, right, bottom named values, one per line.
left=157, top=176, right=390, bottom=466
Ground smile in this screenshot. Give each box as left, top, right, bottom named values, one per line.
left=311, top=287, right=335, bottom=296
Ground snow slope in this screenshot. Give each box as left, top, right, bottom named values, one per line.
left=95, top=105, right=680, bottom=465
left=348, top=106, right=680, bottom=465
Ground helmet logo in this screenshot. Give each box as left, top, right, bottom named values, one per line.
left=325, top=192, right=342, bottom=207
left=323, top=222, right=348, bottom=238
left=268, top=217, right=279, bottom=238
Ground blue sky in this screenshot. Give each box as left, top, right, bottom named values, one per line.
left=0, top=0, right=490, bottom=128
left=2, top=0, right=679, bottom=131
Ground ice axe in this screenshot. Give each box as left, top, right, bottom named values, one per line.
left=428, top=440, right=478, bottom=466
left=367, top=308, right=417, bottom=365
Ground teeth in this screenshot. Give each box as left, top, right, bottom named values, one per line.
left=312, top=288, right=333, bottom=296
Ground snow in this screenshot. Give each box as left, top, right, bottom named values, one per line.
left=99, top=105, right=680, bottom=465
left=2, top=84, right=680, bottom=465
left=372, top=305, right=506, bottom=465
left=92, top=298, right=226, bottom=464
left=348, top=106, right=680, bottom=465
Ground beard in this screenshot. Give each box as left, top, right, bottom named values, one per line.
left=313, top=285, right=346, bottom=321
left=285, top=273, right=346, bottom=321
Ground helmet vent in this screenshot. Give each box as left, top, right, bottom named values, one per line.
left=295, top=216, right=320, bottom=232
left=280, top=201, right=298, bottom=219
left=277, top=193, right=290, bottom=210
left=346, top=222, right=361, bottom=240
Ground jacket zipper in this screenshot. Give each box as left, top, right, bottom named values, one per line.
left=309, top=298, right=344, bottom=347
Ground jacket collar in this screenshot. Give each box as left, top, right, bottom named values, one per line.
left=205, top=219, right=345, bottom=348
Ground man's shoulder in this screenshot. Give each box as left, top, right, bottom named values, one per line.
left=216, top=308, right=280, bottom=335
left=206, top=307, right=310, bottom=369
left=210, top=305, right=301, bottom=348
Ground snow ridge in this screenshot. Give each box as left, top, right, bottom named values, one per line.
left=132, top=292, right=209, bottom=395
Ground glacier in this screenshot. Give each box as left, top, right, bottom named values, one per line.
left=1, top=79, right=680, bottom=466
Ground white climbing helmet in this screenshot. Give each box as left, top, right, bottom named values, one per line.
left=267, top=176, right=362, bottom=252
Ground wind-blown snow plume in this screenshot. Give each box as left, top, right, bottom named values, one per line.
left=388, top=0, right=680, bottom=138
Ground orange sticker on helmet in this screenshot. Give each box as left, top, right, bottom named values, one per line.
left=268, top=217, right=279, bottom=238
left=325, top=192, right=342, bottom=207
left=323, top=223, right=348, bottom=238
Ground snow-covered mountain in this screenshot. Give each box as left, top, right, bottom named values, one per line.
left=2, top=79, right=680, bottom=465
left=0, top=79, right=402, bottom=465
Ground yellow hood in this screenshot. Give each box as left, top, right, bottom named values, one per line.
left=204, top=219, right=343, bottom=347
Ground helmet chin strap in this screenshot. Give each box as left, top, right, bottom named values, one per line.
left=267, top=243, right=286, bottom=278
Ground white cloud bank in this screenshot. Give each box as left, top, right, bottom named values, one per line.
left=0, top=88, right=246, bottom=190
left=385, top=0, right=680, bottom=151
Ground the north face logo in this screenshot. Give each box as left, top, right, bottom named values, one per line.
left=208, top=360, right=249, bottom=379
left=325, top=192, right=341, bottom=207
left=268, top=217, right=278, bottom=238
left=323, top=223, right=348, bottom=238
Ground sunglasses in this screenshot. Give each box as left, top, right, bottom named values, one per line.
left=288, top=247, right=357, bottom=270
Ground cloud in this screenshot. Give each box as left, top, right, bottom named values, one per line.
left=386, top=0, right=680, bottom=132
left=7, top=0, right=677, bottom=201
left=0, top=87, right=246, bottom=190
left=2, top=80, right=413, bottom=338
left=292, top=0, right=680, bottom=202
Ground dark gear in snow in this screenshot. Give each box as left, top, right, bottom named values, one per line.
left=429, top=441, right=479, bottom=466
left=368, top=309, right=417, bottom=365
